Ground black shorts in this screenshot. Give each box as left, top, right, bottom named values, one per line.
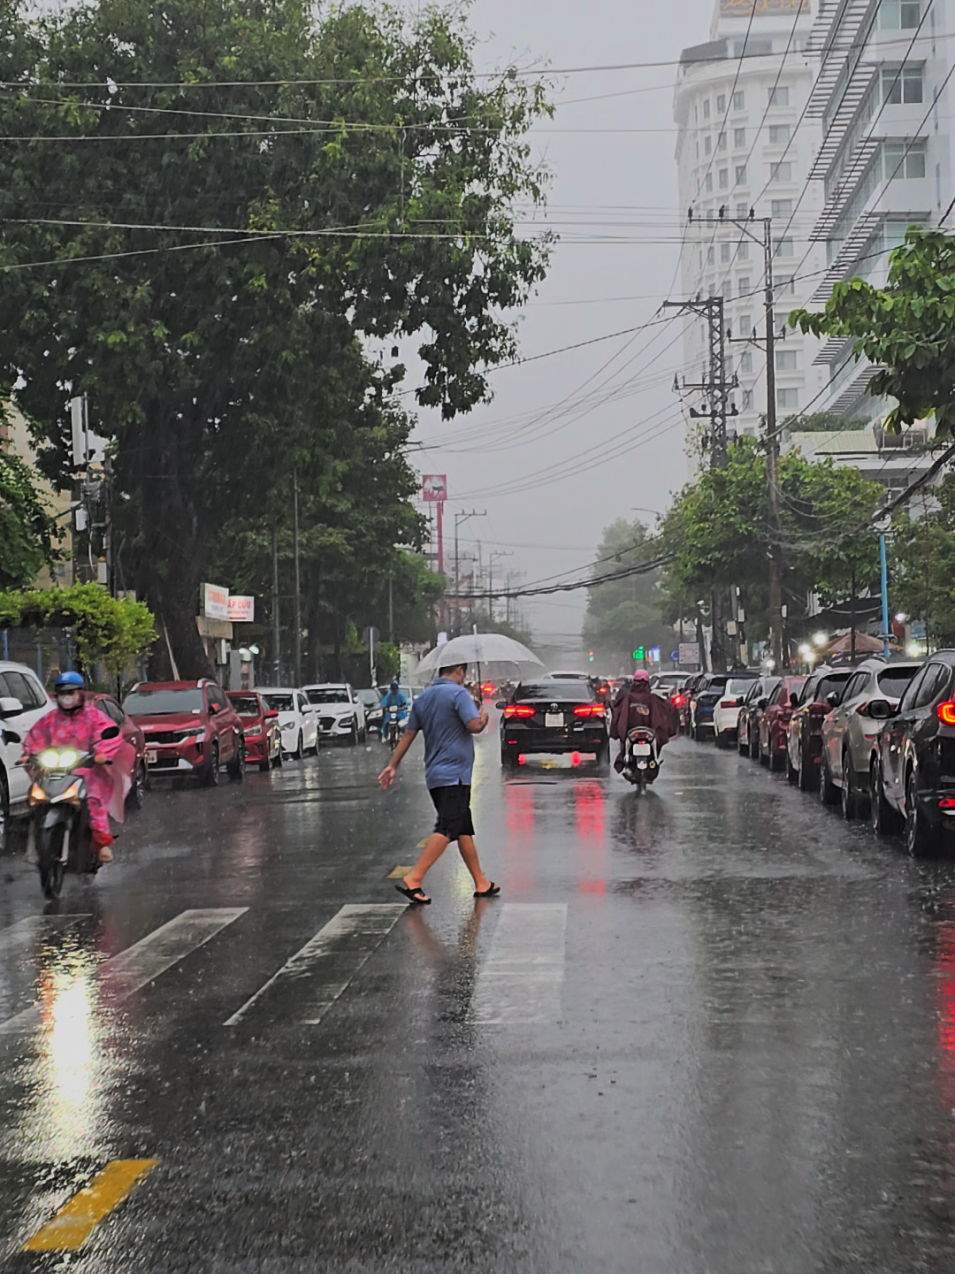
left=429, top=785, right=475, bottom=841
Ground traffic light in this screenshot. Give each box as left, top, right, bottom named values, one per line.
left=588, top=650, right=594, bottom=662
left=633, top=645, right=645, bottom=661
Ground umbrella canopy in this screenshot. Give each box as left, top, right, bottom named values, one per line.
left=823, top=629, right=884, bottom=656
left=413, top=633, right=546, bottom=684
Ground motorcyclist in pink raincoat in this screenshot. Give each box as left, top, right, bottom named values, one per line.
left=22, top=671, right=122, bottom=862
left=610, top=669, right=676, bottom=771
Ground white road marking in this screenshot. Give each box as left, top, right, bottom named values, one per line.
left=0, top=908, right=247, bottom=1034
left=224, top=903, right=407, bottom=1027
left=0, top=915, right=88, bottom=957
left=469, top=903, right=568, bottom=1026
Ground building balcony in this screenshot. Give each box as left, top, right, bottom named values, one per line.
left=806, top=0, right=879, bottom=119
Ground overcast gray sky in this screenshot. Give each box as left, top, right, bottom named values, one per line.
left=404, top=0, right=717, bottom=653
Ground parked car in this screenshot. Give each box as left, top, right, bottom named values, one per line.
left=737, top=676, right=780, bottom=759
left=227, top=691, right=282, bottom=772
left=691, top=672, right=757, bottom=740
left=712, top=675, right=762, bottom=748
left=652, top=673, right=687, bottom=698
left=498, top=679, right=609, bottom=768
left=0, top=661, right=51, bottom=851
left=357, top=688, right=384, bottom=736
left=758, top=676, right=808, bottom=770
left=819, top=659, right=922, bottom=818
left=88, top=691, right=149, bottom=811
left=870, top=651, right=955, bottom=854
left=786, top=666, right=854, bottom=791
left=123, top=680, right=245, bottom=785
left=256, top=687, right=318, bottom=759
left=301, top=683, right=366, bottom=745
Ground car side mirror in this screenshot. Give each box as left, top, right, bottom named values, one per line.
left=100, top=725, right=121, bottom=739
left=495, top=700, right=506, bottom=709
left=826, top=691, right=840, bottom=708
left=866, top=699, right=897, bottom=720
left=757, top=698, right=768, bottom=710
left=208, top=702, right=218, bottom=714
left=1, top=728, right=22, bottom=745
left=0, top=696, right=24, bottom=718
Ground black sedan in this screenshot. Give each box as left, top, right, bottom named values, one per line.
left=498, top=681, right=609, bottom=768
left=870, top=649, right=955, bottom=855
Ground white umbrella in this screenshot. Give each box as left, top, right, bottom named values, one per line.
left=412, top=633, right=545, bottom=684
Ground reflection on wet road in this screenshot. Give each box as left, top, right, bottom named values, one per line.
left=3, top=731, right=955, bottom=1269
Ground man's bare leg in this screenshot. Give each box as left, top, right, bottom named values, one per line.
left=402, top=832, right=451, bottom=901
left=456, top=835, right=492, bottom=894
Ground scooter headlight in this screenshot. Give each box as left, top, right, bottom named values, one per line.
left=55, top=781, right=82, bottom=804
left=30, top=783, right=46, bottom=804
left=37, top=749, right=61, bottom=768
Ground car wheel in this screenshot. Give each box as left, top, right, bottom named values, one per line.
left=749, top=729, right=760, bottom=761
left=870, top=759, right=899, bottom=836
left=348, top=724, right=358, bottom=747
left=227, top=741, right=245, bottom=782
left=594, top=743, right=611, bottom=773
left=715, top=728, right=726, bottom=749
left=0, top=769, right=9, bottom=854
left=203, top=740, right=220, bottom=786
left=293, top=731, right=303, bottom=760
left=501, top=744, right=520, bottom=769
left=841, top=754, right=859, bottom=820
left=797, top=746, right=815, bottom=792
left=905, top=769, right=940, bottom=858
left=273, top=744, right=283, bottom=768
left=126, top=761, right=147, bottom=812
left=258, top=755, right=271, bottom=772
left=737, top=727, right=748, bottom=756
left=819, top=752, right=839, bottom=806
left=786, top=743, right=798, bottom=783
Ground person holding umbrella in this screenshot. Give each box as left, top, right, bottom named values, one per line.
left=378, top=660, right=499, bottom=905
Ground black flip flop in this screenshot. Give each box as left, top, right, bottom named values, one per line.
left=395, top=883, right=431, bottom=905
left=473, top=882, right=501, bottom=898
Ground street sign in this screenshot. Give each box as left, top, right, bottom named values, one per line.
left=422, top=475, right=448, bottom=502
left=679, top=642, right=701, bottom=666
left=200, top=582, right=229, bottom=621
left=362, top=626, right=380, bottom=648
left=670, top=649, right=680, bottom=662
left=228, top=595, right=255, bottom=623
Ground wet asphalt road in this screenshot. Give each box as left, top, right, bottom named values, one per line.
left=4, top=725, right=955, bottom=1271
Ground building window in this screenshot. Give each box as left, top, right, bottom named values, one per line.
left=722, top=280, right=733, bottom=299
left=768, top=86, right=790, bottom=107
left=882, top=65, right=924, bottom=103
left=771, top=161, right=792, bottom=182
left=694, top=105, right=699, bottom=123
left=703, top=99, right=711, bottom=118
left=769, top=124, right=791, bottom=144
left=695, top=141, right=700, bottom=159
left=721, top=242, right=732, bottom=263
left=739, top=276, right=751, bottom=297
left=739, top=314, right=753, bottom=335
left=704, top=135, right=712, bottom=155
left=705, top=172, right=713, bottom=192
left=742, top=389, right=754, bottom=411
left=719, top=168, right=729, bottom=189
left=717, top=94, right=726, bottom=114
left=740, top=351, right=753, bottom=373
left=879, top=0, right=921, bottom=29
left=733, top=90, right=745, bottom=110
left=778, top=387, right=799, bottom=410
left=707, top=246, right=715, bottom=265
left=738, top=242, right=749, bottom=261
left=775, top=238, right=794, bottom=256
left=771, top=199, right=793, bottom=217
left=735, top=164, right=748, bottom=185
left=778, top=276, right=796, bottom=296
left=736, top=202, right=749, bottom=218
left=776, top=349, right=798, bottom=370
left=883, top=140, right=927, bottom=178
left=734, top=127, right=746, bottom=147
left=718, top=131, right=727, bottom=150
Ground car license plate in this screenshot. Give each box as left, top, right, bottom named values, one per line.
left=146, top=749, right=158, bottom=765
left=633, top=743, right=652, bottom=756
left=545, top=713, right=564, bottom=728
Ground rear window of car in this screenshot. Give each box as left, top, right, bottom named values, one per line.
left=305, top=687, right=350, bottom=704
left=517, top=683, right=596, bottom=703
left=124, top=688, right=203, bottom=714
left=814, top=674, right=851, bottom=702
left=229, top=695, right=261, bottom=717
left=263, top=693, right=294, bottom=713
left=726, top=679, right=754, bottom=697
left=878, top=666, right=921, bottom=698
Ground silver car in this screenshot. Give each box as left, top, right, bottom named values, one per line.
left=819, top=659, right=922, bottom=818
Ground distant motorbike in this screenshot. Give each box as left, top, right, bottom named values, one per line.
left=26, top=724, right=120, bottom=900
left=383, top=705, right=408, bottom=748
left=622, top=726, right=660, bottom=795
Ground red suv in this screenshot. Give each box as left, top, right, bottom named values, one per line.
left=123, top=680, right=245, bottom=786
left=226, top=691, right=282, bottom=772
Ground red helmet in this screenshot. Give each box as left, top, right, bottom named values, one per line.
left=632, top=670, right=651, bottom=684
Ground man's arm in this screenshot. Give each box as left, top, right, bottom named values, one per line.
left=466, top=710, right=489, bottom=734
left=378, top=728, right=419, bottom=789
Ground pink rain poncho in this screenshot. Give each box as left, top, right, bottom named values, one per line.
left=24, top=699, right=126, bottom=836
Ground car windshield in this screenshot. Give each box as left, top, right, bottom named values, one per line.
left=517, top=683, right=596, bottom=703
left=229, top=695, right=261, bottom=717
left=124, top=688, right=203, bottom=715
left=814, top=673, right=851, bottom=702
left=263, top=693, right=294, bottom=713
left=878, top=666, right=921, bottom=698
left=305, top=687, right=349, bottom=704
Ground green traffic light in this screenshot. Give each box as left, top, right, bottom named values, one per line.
left=633, top=645, right=644, bottom=660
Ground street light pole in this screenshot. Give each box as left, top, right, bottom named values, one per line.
left=762, top=217, right=784, bottom=670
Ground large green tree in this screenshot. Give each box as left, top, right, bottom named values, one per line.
left=0, top=441, right=60, bottom=589
left=0, top=0, right=551, bottom=676
left=890, top=473, right=955, bottom=648
left=583, top=519, right=672, bottom=664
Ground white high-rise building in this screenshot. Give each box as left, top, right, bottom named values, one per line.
left=673, top=1, right=825, bottom=469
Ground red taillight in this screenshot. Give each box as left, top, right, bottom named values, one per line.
left=719, top=699, right=736, bottom=709
left=504, top=704, right=535, bottom=719
left=672, top=694, right=684, bottom=706
left=940, top=797, right=955, bottom=809
left=482, top=684, right=495, bottom=695
left=573, top=704, right=605, bottom=717
left=939, top=702, right=955, bottom=726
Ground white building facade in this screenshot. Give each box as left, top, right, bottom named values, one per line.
left=673, top=0, right=826, bottom=467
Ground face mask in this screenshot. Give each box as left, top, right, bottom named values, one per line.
left=57, top=693, right=79, bottom=709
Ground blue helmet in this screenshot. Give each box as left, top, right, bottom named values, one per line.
left=54, top=671, right=85, bottom=692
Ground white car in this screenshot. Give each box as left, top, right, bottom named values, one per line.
left=0, top=661, right=52, bottom=851
left=256, top=687, right=318, bottom=759
left=301, top=684, right=367, bottom=745
left=712, top=676, right=761, bottom=749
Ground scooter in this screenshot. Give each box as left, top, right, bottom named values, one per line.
left=383, top=705, right=408, bottom=748
left=622, top=726, right=660, bottom=794
left=26, top=724, right=120, bottom=900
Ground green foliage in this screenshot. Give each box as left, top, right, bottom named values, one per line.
left=375, top=642, right=400, bottom=683
left=782, top=411, right=866, bottom=434
left=583, top=519, right=672, bottom=660
left=659, top=439, right=884, bottom=638
left=790, top=228, right=955, bottom=436
left=0, top=440, right=60, bottom=589
left=891, top=473, right=955, bottom=647
left=0, top=583, right=156, bottom=674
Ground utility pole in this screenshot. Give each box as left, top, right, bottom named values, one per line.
left=664, top=295, right=736, bottom=469
left=388, top=575, right=394, bottom=644
left=454, top=509, right=486, bottom=636
left=292, top=468, right=302, bottom=687
left=488, top=550, right=513, bottom=624
left=271, top=529, right=281, bottom=685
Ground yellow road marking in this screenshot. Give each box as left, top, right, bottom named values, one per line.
left=388, top=864, right=416, bottom=878
left=23, top=1159, right=159, bottom=1252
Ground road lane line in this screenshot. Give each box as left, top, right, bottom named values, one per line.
left=388, top=864, right=415, bottom=878
left=0, top=908, right=247, bottom=1034
left=469, top=903, right=567, bottom=1026
left=224, top=903, right=407, bottom=1027
left=0, top=915, right=89, bottom=956
left=22, top=1158, right=159, bottom=1251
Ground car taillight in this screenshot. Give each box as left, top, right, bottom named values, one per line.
left=672, top=694, right=684, bottom=706
left=719, top=699, right=736, bottom=709
left=573, top=704, right=605, bottom=717
left=939, top=702, right=955, bottom=726
left=504, top=704, right=535, bottom=718
left=939, top=797, right=955, bottom=809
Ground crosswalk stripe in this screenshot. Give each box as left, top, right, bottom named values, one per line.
left=0, top=908, right=247, bottom=1034
left=224, top=903, right=406, bottom=1027
left=0, top=915, right=88, bottom=957
left=22, top=1158, right=159, bottom=1251
left=469, top=903, right=568, bottom=1026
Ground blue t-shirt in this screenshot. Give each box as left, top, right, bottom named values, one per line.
left=407, top=678, right=481, bottom=788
